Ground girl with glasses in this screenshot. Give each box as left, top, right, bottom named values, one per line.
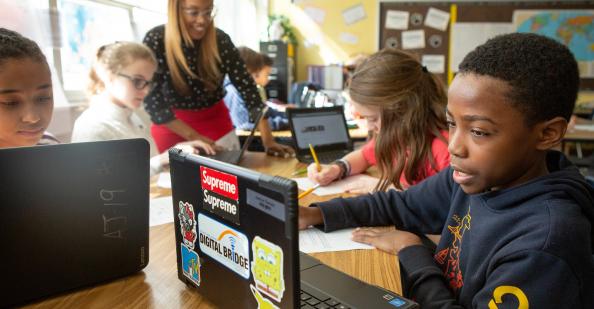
left=72, top=41, right=213, bottom=175
left=142, top=0, right=294, bottom=157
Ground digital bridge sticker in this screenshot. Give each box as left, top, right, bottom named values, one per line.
left=200, top=166, right=240, bottom=224
left=198, top=213, right=250, bottom=279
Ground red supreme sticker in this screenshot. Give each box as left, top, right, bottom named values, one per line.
left=200, top=166, right=239, bottom=201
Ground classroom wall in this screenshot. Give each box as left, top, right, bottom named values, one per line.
left=269, top=0, right=378, bottom=81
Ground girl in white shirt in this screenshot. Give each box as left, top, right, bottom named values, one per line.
left=72, top=42, right=213, bottom=175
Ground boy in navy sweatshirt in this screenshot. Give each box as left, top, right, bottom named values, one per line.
left=299, top=33, right=594, bottom=308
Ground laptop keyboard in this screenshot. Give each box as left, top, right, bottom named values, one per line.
left=300, top=284, right=350, bottom=309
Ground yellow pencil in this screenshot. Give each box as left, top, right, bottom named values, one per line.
left=309, top=143, right=321, bottom=172
left=298, top=184, right=321, bottom=199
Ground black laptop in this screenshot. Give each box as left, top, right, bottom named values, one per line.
left=206, top=106, right=268, bottom=165
left=287, top=106, right=354, bottom=164
left=168, top=149, right=418, bottom=308
left=0, top=139, right=150, bottom=307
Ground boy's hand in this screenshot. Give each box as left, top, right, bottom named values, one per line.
left=308, top=163, right=341, bottom=185
left=351, top=228, right=422, bottom=255
left=298, top=206, right=323, bottom=230
left=343, top=177, right=380, bottom=195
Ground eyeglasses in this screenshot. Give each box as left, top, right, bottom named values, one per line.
left=181, top=6, right=217, bottom=20
left=117, top=73, right=153, bottom=90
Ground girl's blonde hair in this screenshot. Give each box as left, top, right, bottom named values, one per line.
left=165, top=0, right=221, bottom=95
left=88, top=41, right=156, bottom=96
left=348, top=48, right=448, bottom=191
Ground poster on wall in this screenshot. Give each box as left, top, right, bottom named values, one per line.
left=513, top=10, right=594, bottom=78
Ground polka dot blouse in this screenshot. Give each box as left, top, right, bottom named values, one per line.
left=142, top=25, right=264, bottom=125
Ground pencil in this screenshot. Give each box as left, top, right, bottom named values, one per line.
left=291, top=167, right=308, bottom=176
left=298, top=184, right=321, bottom=199
left=309, top=143, right=321, bottom=172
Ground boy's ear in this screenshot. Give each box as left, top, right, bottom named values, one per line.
left=535, top=116, right=568, bottom=150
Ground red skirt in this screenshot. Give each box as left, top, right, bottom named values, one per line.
left=151, top=100, right=234, bottom=153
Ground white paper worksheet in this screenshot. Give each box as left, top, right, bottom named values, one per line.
left=299, top=228, right=374, bottom=253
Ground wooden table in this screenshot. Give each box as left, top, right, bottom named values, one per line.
left=236, top=126, right=370, bottom=141
left=563, top=118, right=594, bottom=158
left=25, top=152, right=401, bottom=308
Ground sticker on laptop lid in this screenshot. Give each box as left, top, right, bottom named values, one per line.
left=200, top=166, right=240, bottom=225
left=198, top=213, right=250, bottom=279
left=251, top=236, right=285, bottom=302
left=246, top=188, right=285, bottom=222
left=181, top=243, right=201, bottom=286
left=178, top=201, right=197, bottom=249
left=250, top=284, right=279, bottom=309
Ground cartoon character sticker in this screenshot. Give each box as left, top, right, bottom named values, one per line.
left=178, top=201, right=197, bottom=249
left=251, top=284, right=279, bottom=309
left=251, top=236, right=285, bottom=302
left=181, top=243, right=201, bottom=286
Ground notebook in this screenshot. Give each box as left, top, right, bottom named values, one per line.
left=206, top=106, right=268, bottom=165
left=0, top=139, right=150, bottom=307
left=287, top=106, right=354, bottom=164
left=168, top=149, right=418, bottom=308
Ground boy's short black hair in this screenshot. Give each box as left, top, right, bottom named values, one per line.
left=0, top=28, right=47, bottom=66
left=458, top=33, right=579, bottom=126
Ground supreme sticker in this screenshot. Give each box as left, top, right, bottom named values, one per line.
left=200, top=166, right=240, bottom=224
left=200, top=166, right=239, bottom=200
left=198, top=213, right=250, bottom=279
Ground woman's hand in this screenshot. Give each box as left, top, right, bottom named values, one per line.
left=307, top=163, right=341, bottom=186
left=298, top=206, right=323, bottom=230
left=351, top=228, right=422, bottom=255
left=175, top=140, right=222, bottom=156
left=263, top=140, right=295, bottom=158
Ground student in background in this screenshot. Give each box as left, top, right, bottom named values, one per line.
left=0, top=28, right=58, bottom=148
left=224, top=46, right=290, bottom=131
left=143, top=0, right=293, bottom=157
left=300, top=33, right=594, bottom=308
left=308, top=49, right=450, bottom=194
left=71, top=42, right=212, bottom=175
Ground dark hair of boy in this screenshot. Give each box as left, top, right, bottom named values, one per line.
left=459, top=32, right=579, bottom=126
left=237, top=46, right=273, bottom=74
left=0, top=28, right=48, bottom=67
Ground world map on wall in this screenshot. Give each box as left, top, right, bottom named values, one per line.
left=517, top=11, right=594, bottom=61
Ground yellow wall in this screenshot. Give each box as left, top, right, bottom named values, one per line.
left=269, top=0, right=378, bottom=81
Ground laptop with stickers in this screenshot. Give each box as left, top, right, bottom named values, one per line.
left=169, top=149, right=418, bottom=308
left=0, top=139, right=150, bottom=307
left=287, top=106, right=354, bottom=164
left=205, top=106, right=269, bottom=165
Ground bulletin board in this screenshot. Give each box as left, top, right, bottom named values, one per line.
left=379, top=1, right=594, bottom=89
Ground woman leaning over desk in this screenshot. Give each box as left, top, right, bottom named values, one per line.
left=143, top=0, right=293, bottom=156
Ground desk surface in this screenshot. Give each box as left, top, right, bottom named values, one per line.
left=25, top=152, right=401, bottom=308
left=564, top=118, right=594, bottom=142
left=236, top=126, right=370, bottom=141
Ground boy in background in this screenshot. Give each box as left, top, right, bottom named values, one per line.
left=299, top=33, right=594, bottom=308
left=224, top=46, right=289, bottom=131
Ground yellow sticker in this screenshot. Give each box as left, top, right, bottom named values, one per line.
left=251, top=236, right=285, bottom=302
left=488, top=285, right=529, bottom=309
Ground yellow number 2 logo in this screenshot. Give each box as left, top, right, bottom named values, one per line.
left=488, top=286, right=529, bottom=309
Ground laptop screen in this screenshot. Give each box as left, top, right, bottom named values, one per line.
left=289, top=106, right=350, bottom=150
left=169, top=150, right=299, bottom=308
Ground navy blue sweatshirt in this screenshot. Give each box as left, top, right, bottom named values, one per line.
left=314, top=151, right=594, bottom=308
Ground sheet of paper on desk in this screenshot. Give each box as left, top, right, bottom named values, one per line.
left=294, top=174, right=380, bottom=196
left=574, top=124, right=594, bottom=131
left=299, top=228, right=374, bottom=253
left=156, top=172, right=171, bottom=189
left=150, top=196, right=174, bottom=227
